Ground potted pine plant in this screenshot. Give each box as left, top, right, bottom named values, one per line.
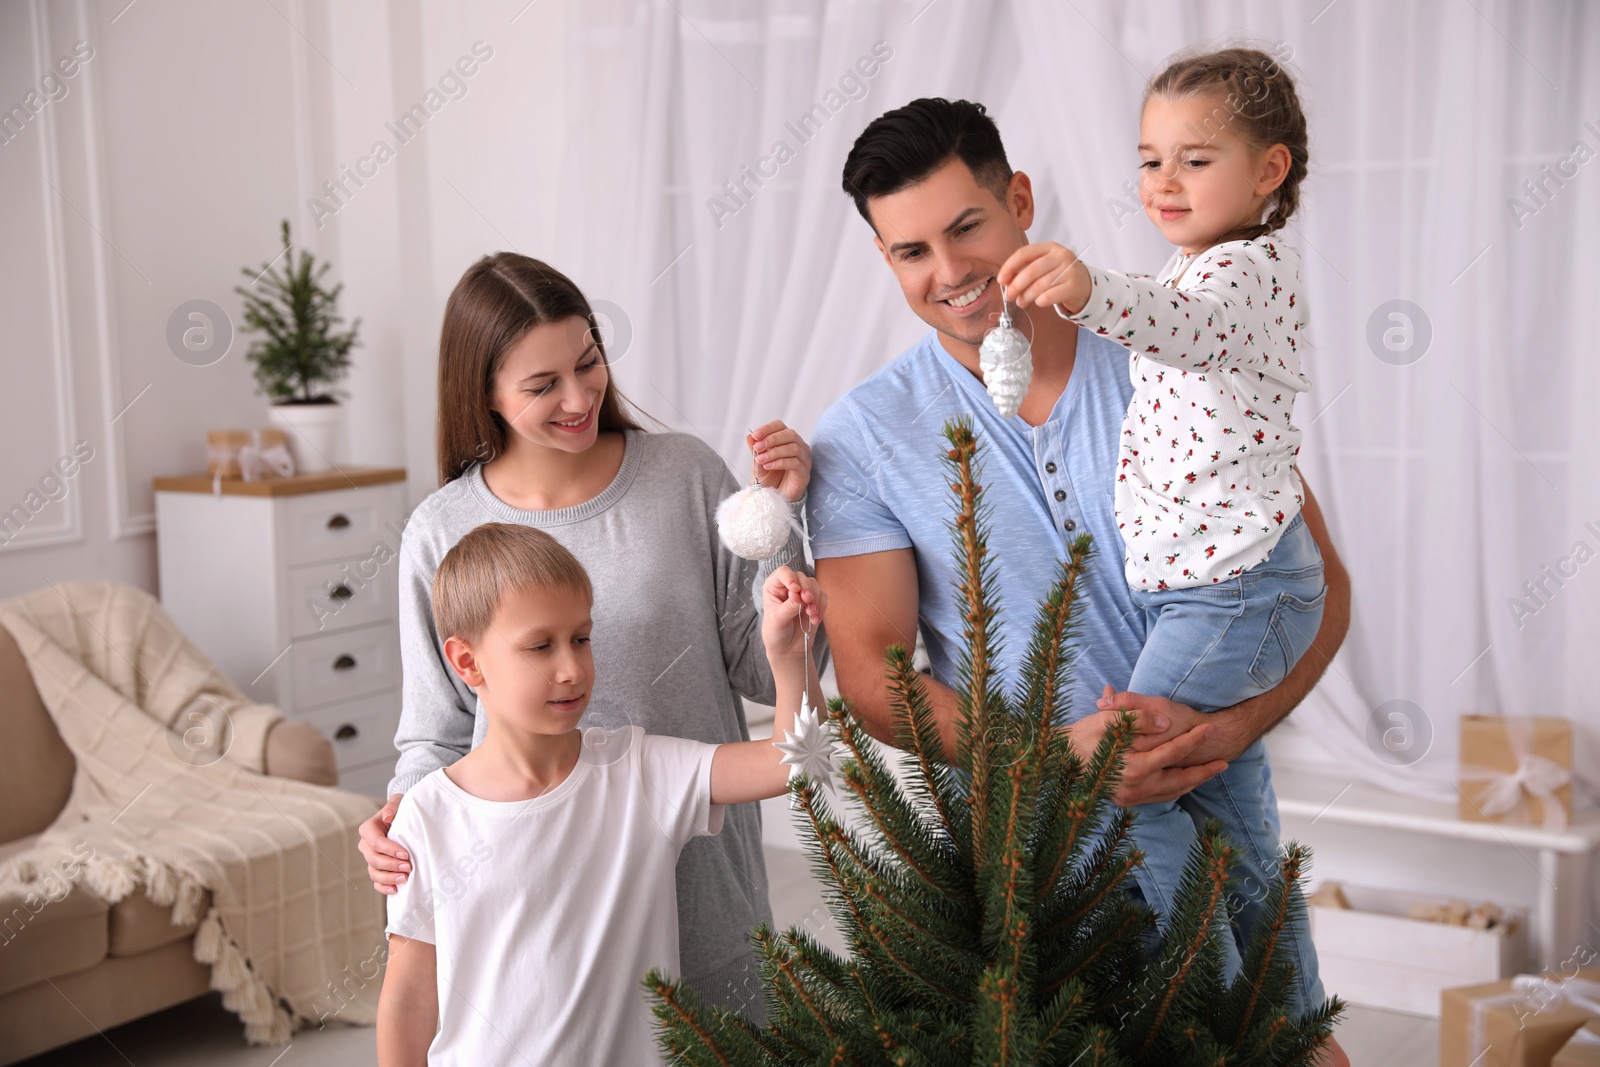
left=235, top=219, right=360, bottom=473
left=649, top=418, right=1342, bottom=1066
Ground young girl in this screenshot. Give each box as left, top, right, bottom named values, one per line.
left=999, top=46, right=1342, bottom=1051
left=358, top=253, right=818, bottom=1016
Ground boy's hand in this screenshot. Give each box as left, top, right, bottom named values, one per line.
left=998, top=242, right=1092, bottom=316
left=762, top=566, right=825, bottom=663
left=713, top=568, right=826, bottom=807
left=748, top=420, right=812, bottom=503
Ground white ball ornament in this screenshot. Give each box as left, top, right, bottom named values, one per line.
left=715, top=483, right=795, bottom=560
left=978, top=284, right=1033, bottom=418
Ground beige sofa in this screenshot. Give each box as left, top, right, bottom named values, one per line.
left=0, top=619, right=339, bottom=1065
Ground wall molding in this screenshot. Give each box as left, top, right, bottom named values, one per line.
left=74, top=0, right=154, bottom=540
left=1, top=0, right=86, bottom=554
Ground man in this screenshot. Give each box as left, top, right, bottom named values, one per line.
left=806, top=98, right=1350, bottom=1059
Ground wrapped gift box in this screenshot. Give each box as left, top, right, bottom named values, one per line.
left=206, top=428, right=291, bottom=480
left=1441, top=969, right=1600, bottom=1067
left=1556, top=1021, right=1600, bottom=1067
left=1459, top=714, right=1572, bottom=829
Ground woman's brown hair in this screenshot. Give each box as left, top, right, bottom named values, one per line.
left=1146, top=46, right=1310, bottom=242
left=436, top=253, right=644, bottom=486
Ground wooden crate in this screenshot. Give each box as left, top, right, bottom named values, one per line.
left=1309, top=882, right=1526, bottom=1017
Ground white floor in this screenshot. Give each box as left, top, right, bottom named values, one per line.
left=20, top=836, right=1436, bottom=1066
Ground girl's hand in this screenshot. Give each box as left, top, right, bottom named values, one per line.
left=761, top=566, right=825, bottom=663
left=998, top=242, right=1092, bottom=316
left=748, top=420, right=812, bottom=503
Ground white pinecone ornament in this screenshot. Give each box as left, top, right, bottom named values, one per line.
left=978, top=287, right=1033, bottom=418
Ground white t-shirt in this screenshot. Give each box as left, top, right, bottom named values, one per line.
left=385, top=725, right=726, bottom=1066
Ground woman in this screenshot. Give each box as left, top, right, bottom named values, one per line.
left=358, top=253, right=815, bottom=1012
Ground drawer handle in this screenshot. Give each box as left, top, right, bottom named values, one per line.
left=332, top=654, right=357, bottom=671
left=334, top=723, right=359, bottom=740
left=329, top=583, right=354, bottom=601
left=327, top=513, right=351, bottom=530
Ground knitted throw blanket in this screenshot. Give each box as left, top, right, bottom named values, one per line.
left=0, top=582, right=385, bottom=1042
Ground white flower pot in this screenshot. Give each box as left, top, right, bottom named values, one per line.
left=267, top=403, right=343, bottom=474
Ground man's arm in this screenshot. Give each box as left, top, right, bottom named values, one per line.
left=815, top=549, right=1227, bottom=806
left=1099, top=481, right=1351, bottom=764
left=814, top=549, right=938, bottom=749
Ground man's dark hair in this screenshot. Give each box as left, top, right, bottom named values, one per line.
left=840, top=98, right=1013, bottom=229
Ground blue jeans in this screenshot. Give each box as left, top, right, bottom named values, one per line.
left=1121, top=512, right=1327, bottom=1016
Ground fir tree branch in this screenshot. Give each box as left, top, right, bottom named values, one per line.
left=1038, top=899, right=1145, bottom=998
left=768, top=947, right=854, bottom=1061
left=834, top=698, right=967, bottom=904
left=1016, top=537, right=1090, bottom=792
left=988, top=759, right=1034, bottom=985
left=1032, top=979, right=1088, bottom=1057
left=1232, top=844, right=1305, bottom=1047
left=645, top=972, right=736, bottom=1066
left=882, top=652, right=966, bottom=852
left=797, top=784, right=961, bottom=1002
left=1039, top=846, right=1142, bottom=942
left=1032, top=715, right=1136, bottom=908
left=1136, top=834, right=1234, bottom=1058
left=941, top=419, right=1001, bottom=863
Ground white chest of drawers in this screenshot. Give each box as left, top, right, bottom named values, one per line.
left=153, top=467, right=410, bottom=798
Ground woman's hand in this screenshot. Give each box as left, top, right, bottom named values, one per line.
left=748, top=420, right=812, bottom=503
left=358, top=794, right=411, bottom=895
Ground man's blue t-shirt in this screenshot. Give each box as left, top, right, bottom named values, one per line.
left=807, top=327, right=1147, bottom=720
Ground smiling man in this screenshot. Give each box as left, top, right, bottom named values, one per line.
left=805, top=96, right=1351, bottom=1018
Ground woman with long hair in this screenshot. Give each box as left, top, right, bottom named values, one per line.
left=358, top=253, right=816, bottom=1012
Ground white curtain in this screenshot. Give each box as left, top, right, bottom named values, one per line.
left=413, top=0, right=1599, bottom=803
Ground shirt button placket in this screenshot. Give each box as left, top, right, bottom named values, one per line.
left=1039, top=444, right=1076, bottom=539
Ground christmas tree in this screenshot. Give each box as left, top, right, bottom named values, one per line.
left=649, top=418, right=1341, bottom=1066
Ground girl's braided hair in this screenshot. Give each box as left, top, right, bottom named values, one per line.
left=1146, top=46, right=1309, bottom=240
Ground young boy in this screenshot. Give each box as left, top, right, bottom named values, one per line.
left=376, top=522, right=824, bottom=1066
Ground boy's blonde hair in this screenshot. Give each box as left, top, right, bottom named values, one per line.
left=431, top=523, right=592, bottom=644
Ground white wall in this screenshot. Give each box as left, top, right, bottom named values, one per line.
left=0, top=0, right=571, bottom=598
left=2, top=0, right=299, bottom=594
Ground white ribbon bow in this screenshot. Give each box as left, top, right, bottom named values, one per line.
left=1460, top=716, right=1570, bottom=830
left=208, top=430, right=296, bottom=495
left=1468, top=975, right=1600, bottom=1061
left=1511, top=974, right=1600, bottom=1014
left=240, top=432, right=295, bottom=482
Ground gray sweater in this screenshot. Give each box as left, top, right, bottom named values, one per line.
left=388, top=429, right=809, bottom=1000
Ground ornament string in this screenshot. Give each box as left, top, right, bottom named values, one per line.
left=771, top=592, right=841, bottom=804
left=799, top=611, right=813, bottom=724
